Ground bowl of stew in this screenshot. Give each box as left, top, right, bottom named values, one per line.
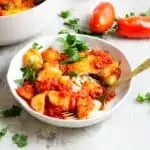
left=0, top=0, right=52, bottom=45
left=7, top=34, right=131, bottom=128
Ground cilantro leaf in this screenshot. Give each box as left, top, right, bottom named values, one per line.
left=136, top=94, right=145, bottom=103
left=64, top=18, right=80, bottom=31
left=59, top=10, right=71, bottom=19
left=12, top=133, right=28, bottom=148
left=21, top=66, right=37, bottom=82
left=14, top=79, right=24, bottom=86
left=125, top=12, right=135, bottom=18
left=32, top=42, right=43, bottom=50
left=136, top=92, right=150, bottom=103
left=140, top=8, right=150, bottom=16
left=2, top=105, right=22, bottom=118
left=0, top=128, right=8, bottom=140
left=67, top=71, right=78, bottom=77
left=58, top=29, right=69, bottom=34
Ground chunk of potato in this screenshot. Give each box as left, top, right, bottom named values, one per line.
left=48, top=91, right=70, bottom=111
left=42, top=48, right=61, bottom=63
left=77, top=97, right=94, bottom=119
left=37, top=67, right=62, bottom=81
left=99, top=60, right=120, bottom=78
left=23, top=49, right=43, bottom=69
left=31, top=93, right=45, bottom=114
left=66, top=55, right=97, bottom=75
left=104, top=75, right=117, bottom=86
left=59, top=76, right=72, bottom=90
left=16, top=84, right=35, bottom=101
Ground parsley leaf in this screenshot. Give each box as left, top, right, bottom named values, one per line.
left=140, top=8, right=150, bottom=16
left=12, top=133, right=28, bottom=148
left=136, top=92, right=150, bottom=103
left=64, top=18, right=80, bottom=31
left=59, top=10, right=71, bottom=19
left=57, top=34, right=88, bottom=64
left=58, top=29, right=69, bottom=34
left=67, top=71, right=78, bottom=77
left=2, top=105, right=22, bottom=118
left=21, top=66, right=37, bottom=82
left=14, top=79, right=24, bottom=86
left=125, top=12, right=135, bottom=18
left=32, top=42, right=43, bottom=50
left=0, top=128, right=8, bottom=140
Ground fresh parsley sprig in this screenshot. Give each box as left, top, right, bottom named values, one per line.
left=58, top=34, right=88, bottom=64
left=0, top=128, right=8, bottom=140
left=12, top=133, right=28, bottom=148
left=1, top=105, right=22, bottom=118
left=59, top=10, right=71, bottom=19
left=136, top=92, right=150, bottom=103
left=32, top=42, right=43, bottom=51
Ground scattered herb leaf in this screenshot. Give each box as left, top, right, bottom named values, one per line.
left=32, top=42, right=43, bottom=50
left=12, top=133, right=28, bottom=148
left=2, top=105, right=22, bottom=118
left=140, top=8, right=150, bottom=16
left=57, top=34, right=88, bottom=64
left=136, top=92, right=150, bottom=103
left=67, top=71, right=78, bottom=77
left=59, top=10, right=71, bottom=19
left=125, top=12, right=135, bottom=18
left=0, top=128, right=8, bottom=140
left=58, top=29, right=69, bottom=34
left=14, top=79, right=24, bottom=86
left=21, top=66, right=37, bottom=82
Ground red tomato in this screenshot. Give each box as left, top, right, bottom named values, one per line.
left=117, top=16, right=150, bottom=38
left=89, top=2, right=115, bottom=33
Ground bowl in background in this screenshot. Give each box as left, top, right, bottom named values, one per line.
left=0, top=0, right=53, bottom=46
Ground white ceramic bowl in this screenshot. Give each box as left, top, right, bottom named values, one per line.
left=7, top=35, right=131, bottom=128
left=0, top=0, right=53, bottom=46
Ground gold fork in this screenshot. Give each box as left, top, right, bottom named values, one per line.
left=61, top=58, right=150, bottom=119
left=100, top=58, right=150, bottom=109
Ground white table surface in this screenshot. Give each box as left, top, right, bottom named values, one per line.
left=0, top=0, right=150, bottom=149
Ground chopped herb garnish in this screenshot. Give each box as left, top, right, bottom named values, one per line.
left=32, top=42, right=43, bottom=50
left=125, top=12, right=135, bottom=18
left=140, top=8, right=150, bottom=16
left=2, top=105, right=22, bottom=118
left=21, top=66, right=37, bottom=82
left=67, top=71, right=78, bottom=77
left=59, top=10, right=71, bottom=19
left=0, top=128, right=8, bottom=140
left=57, top=34, right=88, bottom=64
left=136, top=92, right=150, bottom=103
left=12, top=133, right=28, bottom=148
left=14, top=79, right=24, bottom=86
left=64, top=18, right=80, bottom=31
left=58, top=29, right=69, bottom=34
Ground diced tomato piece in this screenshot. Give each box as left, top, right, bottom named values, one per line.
left=16, top=83, right=35, bottom=101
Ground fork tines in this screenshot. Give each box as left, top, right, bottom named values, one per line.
left=61, top=112, right=78, bottom=120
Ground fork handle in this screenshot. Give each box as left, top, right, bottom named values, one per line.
left=116, top=58, right=150, bottom=86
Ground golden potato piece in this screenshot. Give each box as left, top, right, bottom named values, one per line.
left=48, top=91, right=70, bottom=111
left=37, top=67, right=62, bottom=81
left=23, top=49, right=43, bottom=69
left=77, top=97, right=94, bottom=119
left=99, top=60, right=120, bottom=78
left=31, top=93, right=45, bottom=114
left=66, top=55, right=97, bottom=75
left=104, top=75, right=117, bottom=86
left=42, top=48, right=61, bottom=63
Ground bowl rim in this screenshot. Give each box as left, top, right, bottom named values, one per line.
left=0, top=0, right=49, bottom=19
left=7, top=34, right=132, bottom=126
